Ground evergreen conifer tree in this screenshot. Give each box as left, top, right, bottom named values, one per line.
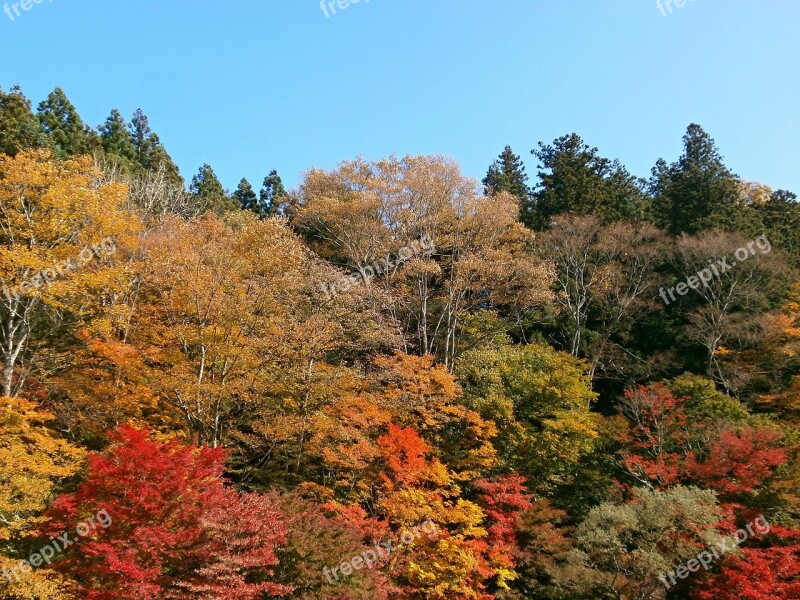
left=651, top=124, right=742, bottom=234
left=0, top=86, right=47, bottom=155
left=37, top=87, right=96, bottom=157
left=483, top=145, right=532, bottom=226
left=99, top=108, right=136, bottom=162
left=234, top=178, right=259, bottom=213
left=190, top=164, right=237, bottom=214
left=260, top=169, right=288, bottom=216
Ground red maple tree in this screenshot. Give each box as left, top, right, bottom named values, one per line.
left=43, top=425, right=293, bottom=600
left=474, top=474, right=534, bottom=590
left=686, top=427, right=787, bottom=495
left=692, top=527, right=800, bottom=600
left=619, top=384, right=787, bottom=498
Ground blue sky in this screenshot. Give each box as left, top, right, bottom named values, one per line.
left=1, top=0, right=798, bottom=193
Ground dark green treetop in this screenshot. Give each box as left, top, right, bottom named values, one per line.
left=190, top=163, right=238, bottom=215
left=130, top=108, right=154, bottom=167
left=260, top=169, right=288, bottom=217
left=99, top=108, right=136, bottom=163
left=531, top=133, right=646, bottom=229
left=0, top=86, right=48, bottom=156
left=650, top=124, right=743, bottom=235
left=758, top=188, right=800, bottom=266
left=483, top=145, right=532, bottom=226
left=145, top=134, right=183, bottom=187
left=234, top=178, right=259, bottom=214
left=37, top=87, right=97, bottom=157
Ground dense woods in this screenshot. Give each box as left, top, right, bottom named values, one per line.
left=0, top=85, right=799, bottom=599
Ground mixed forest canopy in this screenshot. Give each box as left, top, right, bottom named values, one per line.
left=0, top=84, right=799, bottom=599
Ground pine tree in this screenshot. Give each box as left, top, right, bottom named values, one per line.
left=145, top=133, right=184, bottom=186
left=0, top=86, right=47, bottom=155
left=759, top=189, right=800, bottom=266
left=92, top=105, right=184, bottom=189
left=651, top=124, right=743, bottom=235
left=125, top=109, right=183, bottom=185
left=36, top=87, right=96, bottom=157
left=99, top=108, right=136, bottom=162
left=129, top=108, right=154, bottom=167
left=483, top=146, right=531, bottom=224
left=234, top=178, right=259, bottom=213
left=190, top=163, right=237, bottom=214
left=260, top=169, right=288, bottom=216
left=531, top=133, right=645, bottom=229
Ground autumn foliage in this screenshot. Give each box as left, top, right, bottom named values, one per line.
left=692, top=528, right=800, bottom=600
left=42, top=425, right=291, bottom=600
left=0, top=140, right=798, bottom=599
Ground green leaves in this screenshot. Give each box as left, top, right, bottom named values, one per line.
left=457, top=343, right=599, bottom=491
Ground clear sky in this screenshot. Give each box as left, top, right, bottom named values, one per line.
left=1, top=0, right=798, bottom=194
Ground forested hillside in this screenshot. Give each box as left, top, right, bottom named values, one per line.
left=1, top=85, right=798, bottom=599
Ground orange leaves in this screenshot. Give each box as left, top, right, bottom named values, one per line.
left=374, top=425, right=533, bottom=598
left=307, top=395, right=391, bottom=502
left=373, top=352, right=498, bottom=482
left=318, top=397, right=392, bottom=467
left=132, top=213, right=338, bottom=447
left=49, top=331, right=164, bottom=438
left=376, top=423, right=455, bottom=527
left=755, top=282, right=800, bottom=423
left=303, top=351, right=497, bottom=505
left=379, top=424, right=441, bottom=488
left=374, top=352, right=461, bottom=407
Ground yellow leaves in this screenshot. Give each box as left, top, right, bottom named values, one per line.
left=0, top=150, right=143, bottom=402
left=0, top=150, right=139, bottom=287
left=380, top=488, right=443, bottom=526
left=374, top=352, right=461, bottom=406
left=768, top=444, right=800, bottom=524
left=403, top=536, right=488, bottom=600
left=738, top=181, right=773, bottom=207
left=372, top=352, right=498, bottom=481
left=296, top=155, right=555, bottom=367
left=447, top=499, right=487, bottom=537
left=0, top=555, right=75, bottom=600
left=456, top=344, right=600, bottom=490
left=0, top=397, right=85, bottom=542
left=372, top=420, right=499, bottom=598
left=131, top=213, right=334, bottom=446
left=779, top=283, right=800, bottom=352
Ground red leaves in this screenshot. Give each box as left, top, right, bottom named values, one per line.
left=619, top=384, right=688, bottom=487
left=619, top=384, right=787, bottom=497
left=475, top=474, right=533, bottom=555
left=686, top=427, right=787, bottom=495
left=692, top=529, right=800, bottom=600
left=44, top=425, right=292, bottom=599
left=476, top=475, right=533, bottom=573
left=188, top=491, right=292, bottom=599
